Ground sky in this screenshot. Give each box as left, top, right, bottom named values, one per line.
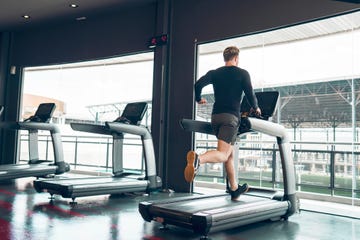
left=23, top=54, right=154, bottom=120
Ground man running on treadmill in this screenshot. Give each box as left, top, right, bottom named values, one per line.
left=184, top=46, right=261, bottom=200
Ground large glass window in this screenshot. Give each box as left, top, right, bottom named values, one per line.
left=20, top=52, right=154, bottom=173
left=195, top=11, right=360, bottom=201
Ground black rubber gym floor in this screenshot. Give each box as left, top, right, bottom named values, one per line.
left=0, top=177, right=359, bottom=240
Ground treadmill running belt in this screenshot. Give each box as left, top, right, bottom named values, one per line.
left=0, top=164, right=57, bottom=181
left=149, top=194, right=287, bottom=216
left=141, top=194, right=289, bottom=235
left=34, top=176, right=149, bottom=198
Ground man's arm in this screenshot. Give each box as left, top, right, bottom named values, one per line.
left=242, top=70, right=261, bottom=116
left=194, top=71, right=212, bottom=103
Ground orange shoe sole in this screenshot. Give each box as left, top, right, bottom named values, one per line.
left=184, top=151, right=196, bottom=182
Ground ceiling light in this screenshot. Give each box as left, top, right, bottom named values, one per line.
left=76, top=16, right=86, bottom=21
left=22, top=15, right=30, bottom=19
left=70, top=4, right=79, bottom=8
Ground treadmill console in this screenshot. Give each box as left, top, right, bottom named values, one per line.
left=180, top=91, right=280, bottom=136
left=239, top=91, right=279, bottom=133
left=25, top=103, right=56, bottom=123
left=114, top=102, right=148, bottom=125
left=241, top=91, right=279, bottom=120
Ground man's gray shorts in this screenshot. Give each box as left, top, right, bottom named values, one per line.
left=211, top=113, right=239, bottom=145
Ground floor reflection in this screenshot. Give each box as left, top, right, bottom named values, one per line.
left=0, top=178, right=359, bottom=240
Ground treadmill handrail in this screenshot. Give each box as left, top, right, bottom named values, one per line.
left=0, top=122, right=19, bottom=130
left=71, top=122, right=125, bottom=175
left=18, top=122, right=61, bottom=133
left=180, top=119, right=213, bottom=135
left=106, top=122, right=158, bottom=178
left=70, top=122, right=114, bottom=135
left=0, top=121, right=67, bottom=175
left=105, top=122, right=152, bottom=140
left=247, top=118, right=296, bottom=196
left=247, top=117, right=290, bottom=143
left=180, top=118, right=290, bottom=143
left=19, top=122, right=65, bottom=166
left=0, top=121, right=61, bottom=133
left=71, top=122, right=156, bottom=177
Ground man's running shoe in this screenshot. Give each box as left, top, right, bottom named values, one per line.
left=184, top=151, right=200, bottom=182
left=229, top=183, right=249, bottom=200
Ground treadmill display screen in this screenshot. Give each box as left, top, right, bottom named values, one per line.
left=241, top=91, right=279, bottom=119
left=32, top=103, right=56, bottom=123
left=118, top=102, right=148, bottom=125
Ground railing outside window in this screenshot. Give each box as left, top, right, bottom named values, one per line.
left=195, top=139, right=360, bottom=199
left=19, top=134, right=360, bottom=199
left=19, top=134, right=145, bottom=174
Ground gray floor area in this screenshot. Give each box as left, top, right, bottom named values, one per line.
left=0, top=177, right=359, bottom=240
left=300, top=198, right=360, bottom=218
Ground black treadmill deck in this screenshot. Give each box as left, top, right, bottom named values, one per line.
left=139, top=188, right=290, bottom=235
left=0, top=163, right=58, bottom=181
left=33, top=176, right=149, bottom=198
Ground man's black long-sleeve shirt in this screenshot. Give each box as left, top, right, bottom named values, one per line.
left=195, top=66, right=258, bottom=118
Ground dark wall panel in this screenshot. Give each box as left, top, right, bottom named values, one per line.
left=0, top=33, right=5, bottom=106
left=1, top=4, right=158, bottom=164
left=173, top=0, right=358, bottom=44
left=165, top=0, right=359, bottom=192
left=12, top=4, right=157, bottom=67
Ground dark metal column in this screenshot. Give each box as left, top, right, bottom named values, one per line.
left=1, top=32, right=22, bottom=164
left=151, top=0, right=173, bottom=190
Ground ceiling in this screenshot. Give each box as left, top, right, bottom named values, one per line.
left=199, top=9, right=360, bottom=54
left=1, top=0, right=359, bottom=33
left=0, top=0, right=156, bottom=32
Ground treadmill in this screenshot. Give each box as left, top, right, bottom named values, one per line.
left=139, top=91, right=298, bottom=238
left=0, top=103, right=70, bottom=181
left=33, top=102, right=162, bottom=202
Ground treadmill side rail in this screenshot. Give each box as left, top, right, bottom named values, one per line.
left=18, top=122, right=68, bottom=174
left=248, top=117, right=297, bottom=214
left=106, top=122, right=162, bottom=190
left=0, top=121, right=69, bottom=181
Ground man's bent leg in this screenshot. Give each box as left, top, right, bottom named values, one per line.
left=199, top=139, right=233, bottom=163
left=184, top=140, right=233, bottom=182
left=224, top=151, right=238, bottom=191
left=224, top=144, right=249, bottom=200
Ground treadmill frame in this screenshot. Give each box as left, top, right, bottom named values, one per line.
left=0, top=121, right=69, bottom=181
left=139, top=117, right=298, bottom=236
left=33, top=121, right=162, bottom=200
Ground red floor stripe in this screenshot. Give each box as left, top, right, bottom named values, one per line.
left=45, top=204, right=85, bottom=217
left=0, top=200, right=12, bottom=211
left=143, top=236, right=165, bottom=240
left=0, top=189, right=16, bottom=196
left=0, top=218, right=11, bottom=240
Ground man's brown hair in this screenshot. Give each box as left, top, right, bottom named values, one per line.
left=223, top=46, right=239, bottom=62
